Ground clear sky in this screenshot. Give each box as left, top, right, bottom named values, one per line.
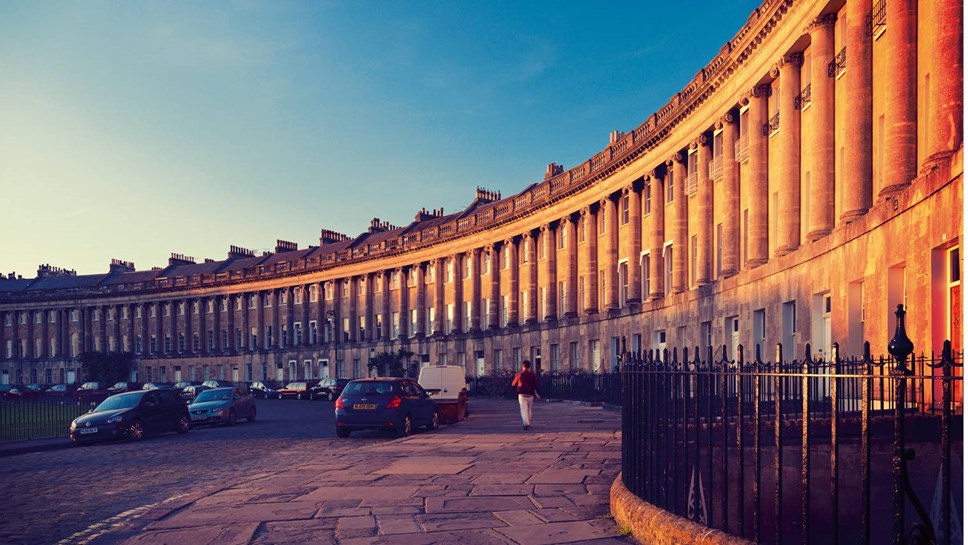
left=1, top=0, right=761, bottom=277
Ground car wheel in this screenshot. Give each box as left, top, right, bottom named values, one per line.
left=428, top=410, right=440, bottom=430
left=227, top=409, right=237, bottom=426
left=247, top=406, right=257, bottom=423
left=296, top=393, right=303, bottom=400
left=336, top=428, right=351, bottom=438
left=398, top=414, right=412, bottom=437
left=176, top=415, right=190, bottom=434
left=327, top=392, right=334, bottom=402
left=127, top=420, right=145, bottom=441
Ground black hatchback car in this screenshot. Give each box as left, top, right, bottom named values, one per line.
left=310, top=378, right=350, bottom=401
left=334, top=378, right=438, bottom=438
left=69, top=389, right=190, bottom=443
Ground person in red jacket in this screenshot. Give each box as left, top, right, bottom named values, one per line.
left=511, top=360, right=540, bottom=430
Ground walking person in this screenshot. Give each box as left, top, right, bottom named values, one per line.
left=511, top=360, right=540, bottom=430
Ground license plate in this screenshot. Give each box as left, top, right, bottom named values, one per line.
left=78, top=427, right=98, bottom=434
left=353, top=404, right=376, bottom=410
left=191, top=414, right=206, bottom=421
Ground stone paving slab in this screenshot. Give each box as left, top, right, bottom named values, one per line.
left=112, top=399, right=630, bottom=545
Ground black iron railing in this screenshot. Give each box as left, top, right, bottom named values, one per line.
left=0, top=398, right=93, bottom=441
left=795, top=83, right=812, bottom=110
left=828, top=47, right=847, bottom=77
left=866, top=0, right=887, bottom=37
left=620, top=309, right=962, bottom=545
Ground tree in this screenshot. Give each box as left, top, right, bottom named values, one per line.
left=79, top=351, right=135, bottom=383
left=367, top=348, right=416, bottom=378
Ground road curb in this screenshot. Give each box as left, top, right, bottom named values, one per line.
left=0, top=438, right=73, bottom=457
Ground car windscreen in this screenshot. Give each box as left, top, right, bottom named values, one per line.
left=343, top=382, right=396, bottom=396
left=80, top=382, right=100, bottom=389
left=284, top=383, right=306, bottom=389
left=95, top=393, right=143, bottom=411
left=194, top=390, right=232, bottom=402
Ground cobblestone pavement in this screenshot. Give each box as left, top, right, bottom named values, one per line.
left=1, top=398, right=631, bottom=545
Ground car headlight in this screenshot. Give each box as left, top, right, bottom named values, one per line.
left=106, top=415, right=124, bottom=424
left=69, top=421, right=77, bottom=431
left=211, top=408, right=226, bottom=415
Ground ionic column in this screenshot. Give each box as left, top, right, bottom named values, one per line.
left=433, top=258, right=445, bottom=335
left=488, top=244, right=500, bottom=329
left=649, top=169, right=666, bottom=299
left=102, top=306, right=110, bottom=353
left=451, top=254, right=462, bottom=333
left=881, top=0, right=918, bottom=195
left=776, top=52, right=803, bottom=256
left=302, top=286, right=312, bottom=346
left=396, top=270, right=408, bottom=338
left=41, top=309, right=49, bottom=359
left=224, top=297, right=234, bottom=351
left=842, top=0, right=874, bottom=220
left=415, top=264, right=427, bottom=336
left=626, top=184, right=643, bottom=303
left=272, top=290, right=281, bottom=348
left=748, top=85, right=770, bottom=267
left=241, top=295, right=250, bottom=351
left=542, top=223, right=557, bottom=320
left=721, top=111, right=740, bottom=277
left=924, top=0, right=963, bottom=166
left=669, top=152, right=687, bottom=292
left=507, top=238, right=520, bottom=327
left=807, top=15, right=837, bottom=241
left=381, top=273, right=391, bottom=341
left=347, top=280, right=357, bottom=342
left=696, top=133, right=713, bottom=284
left=563, top=215, right=579, bottom=317
left=363, top=273, right=373, bottom=341
left=469, top=250, right=481, bottom=331
left=524, top=232, right=538, bottom=323
left=581, top=206, right=599, bottom=314
left=602, top=196, right=619, bottom=309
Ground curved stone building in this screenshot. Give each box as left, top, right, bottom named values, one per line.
left=1, top=0, right=962, bottom=387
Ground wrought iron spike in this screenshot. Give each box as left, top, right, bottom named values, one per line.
left=887, top=304, right=914, bottom=369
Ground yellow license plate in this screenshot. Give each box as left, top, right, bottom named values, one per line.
left=353, top=404, right=376, bottom=410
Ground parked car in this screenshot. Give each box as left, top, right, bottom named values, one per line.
left=248, top=381, right=280, bottom=399
left=278, top=381, right=313, bottom=400
left=0, top=384, right=17, bottom=397
left=108, top=382, right=143, bottom=395
left=4, top=387, right=40, bottom=400
left=334, top=378, right=438, bottom=437
left=202, top=380, right=235, bottom=390
left=76, top=382, right=110, bottom=403
left=179, top=384, right=211, bottom=402
left=188, top=387, right=256, bottom=426
left=142, top=382, right=175, bottom=390
left=69, top=389, right=190, bottom=443
left=173, top=381, right=202, bottom=392
left=46, top=384, right=77, bottom=397
left=310, top=378, right=351, bottom=401
left=24, top=383, right=45, bottom=393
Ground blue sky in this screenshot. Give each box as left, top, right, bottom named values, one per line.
left=0, top=0, right=761, bottom=276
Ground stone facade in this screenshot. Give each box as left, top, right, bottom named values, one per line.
left=0, top=0, right=962, bottom=386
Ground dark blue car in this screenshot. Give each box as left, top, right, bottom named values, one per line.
left=334, top=378, right=438, bottom=438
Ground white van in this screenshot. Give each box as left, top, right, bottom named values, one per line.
left=417, top=365, right=468, bottom=423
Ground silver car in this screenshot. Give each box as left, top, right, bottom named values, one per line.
left=187, top=387, right=256, bottom=426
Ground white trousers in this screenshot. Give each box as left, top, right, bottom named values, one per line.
left=518, top=394, right=535, bottom=426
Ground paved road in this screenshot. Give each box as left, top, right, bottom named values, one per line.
left=0, top=398, right=363, bottom=545
left=0, top=398, right=628, bottom=545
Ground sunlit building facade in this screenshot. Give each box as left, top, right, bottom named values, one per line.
left=0, top=0, right=962, bottom=386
